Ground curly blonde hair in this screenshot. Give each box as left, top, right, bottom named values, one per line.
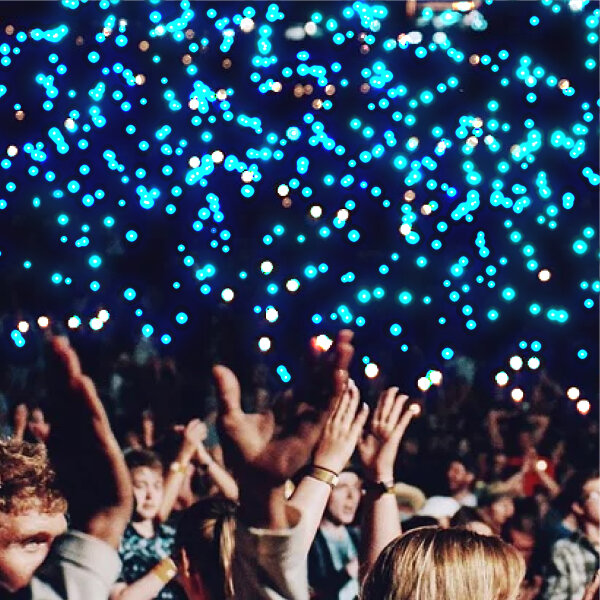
left=0, top=439, right=67, bottom=514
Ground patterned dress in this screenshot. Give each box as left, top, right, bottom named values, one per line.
left=118, top=522, right=186, bottom=600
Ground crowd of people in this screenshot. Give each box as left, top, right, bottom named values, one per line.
left=0, top=329, right=598, bottom=600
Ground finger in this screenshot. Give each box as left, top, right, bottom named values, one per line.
left=212, top=365, right=242, bottom=416
left=335, top=329, right=354, bottom=371
left=390, top=404, right=416, bottom=444
left=350, top=402, right=369, bottom=437
left=333, top=330, right=354, bottom=397
left=50, top=336, right=82, bottom=381
left=378, top=386, right=400, bottom=424
left=385, top=392, right=409, bottom=429
left=331, top=381, right=352, bottom=425
left=340, top=379, right=360, bottom=428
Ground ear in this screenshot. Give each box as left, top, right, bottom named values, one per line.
left=572, top=501, right=584, bottom=518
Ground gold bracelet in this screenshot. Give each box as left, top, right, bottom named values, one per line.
left=152, top=556, right=178, bottom=584
left=169, top=460, right=188, bottom=474
left=307, top=465, right=339, bottom=488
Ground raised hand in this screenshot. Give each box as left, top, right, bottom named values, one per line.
left=214, top=329, right=356, bottom=486
left=312, top=378, right=369, bottom=475
left=214, top=365, right=317, bottom=484
left=176, top=418, right=208, bottom=462
left=358, top=387, right=417, bottom=481
left=46, top=337, right=132, bottom=548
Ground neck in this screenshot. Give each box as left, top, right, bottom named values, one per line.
left=583, top=520, right=600, bottom=547
left=321, top=516, right=346, bottom=532
left=453, top=488, right=470, bottom=501
left=132, top=518, right=155, bottom=538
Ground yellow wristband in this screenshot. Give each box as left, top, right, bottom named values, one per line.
left=152, top=557, right=178, bottom=584
left=169, top=461, right=188, bottom=474
left=307, top=465, right=339, bottom=488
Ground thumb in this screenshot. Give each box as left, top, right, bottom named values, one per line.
left=212, top=365, right=242, bottom=416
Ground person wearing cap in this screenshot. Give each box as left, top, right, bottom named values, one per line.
left=417, top=496, right=461, bottom=528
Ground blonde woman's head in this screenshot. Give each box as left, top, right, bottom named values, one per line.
left=361, top=526, right=525, bottom=600
left=174, top=497, right=238, bottom=600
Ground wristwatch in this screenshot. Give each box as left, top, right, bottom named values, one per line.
left=363, top=479, right=395, bottom=495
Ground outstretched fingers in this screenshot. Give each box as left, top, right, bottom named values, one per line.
left=350, top=402, right=370, bottom=438
left=377, top=386, right=400, bottom=424
left=385, top=392, right=409, bottom=430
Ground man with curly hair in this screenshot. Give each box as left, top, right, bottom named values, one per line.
left=0, top=439, right=68, bottom=592
left=0, top=336, right=133, bottom=599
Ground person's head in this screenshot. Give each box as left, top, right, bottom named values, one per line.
left=562, top=469, right=600, bottom=528
left=325, top=469, right=362, bottom=526
left=502, top=500, right=540, bottom=568
left=479, top=485, right=515, bottom=532
left=174, top=497, right=238, bottom=600
left=490, top=451, right=508, bottom=478
left=446, top=458, right=474, bottom=494
left=125, top=449, right=164, bottom=521
left=417, top=496, right=460, bottom=528
left=362, top=527, right=525, bottom=600
left=450, top=506, right=494, bottom=537
left=0, top=439, right=67, bottom=592
left=394, top=482, right=426, bottom=521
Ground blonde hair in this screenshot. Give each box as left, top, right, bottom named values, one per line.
left=175, top=497, right=238, bottom=599
left=0, top=439, right=67, bottom=515
left=361, top=527, right=525, bottom=600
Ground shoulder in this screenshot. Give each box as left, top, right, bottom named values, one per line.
left=156, top=522, right=176, bottom=539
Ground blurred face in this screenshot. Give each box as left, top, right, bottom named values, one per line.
left=131, top=466, right=164, bottom=521
left=580, top=478, right=600, bottom=526
left=508, top=529, right=536, bottom=565
left=0, top=510, right=67, bottom=592
left=326, top=472, right=362, bottom=526
left=489, top=497, right=515, bottom=527
left=492, top=453, right=507, bottom=475
left=447, top=461, right=471, bottom=493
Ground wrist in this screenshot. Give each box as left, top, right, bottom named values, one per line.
left=363, top=478, right=395, bottom=495
left=306, top=464, right=339, bottom=488
left=151, top=556, right=177, bottom=585
left=177, top=446, right=195, bottom=464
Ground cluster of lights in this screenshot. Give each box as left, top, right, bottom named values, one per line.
left=0, top=1, right=596, bottom=402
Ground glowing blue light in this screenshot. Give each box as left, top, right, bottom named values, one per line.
left=88, top=255, right=102, bottom=268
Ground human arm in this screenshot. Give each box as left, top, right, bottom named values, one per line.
left=110, top=557, right=177, bottom=600
left=288, top=378, right=368, bottom=555
left=46, top=336, right=132, bottom=548
left=195, top=439, right=239, bottom=502
left=215, top=329, right=356, bottom=528
left=141, top=410, right=154, bottom=449
left=28, top=337, right=133, bottom=599
left=157, top=418, right=207, bottom=522
left=583, top=570, right=600, bottom=600
left=214, top=330, right=356, bottom=599
left=358, top=387, right=417, bottom=573
left=487, top=409, right=507, bottom=451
